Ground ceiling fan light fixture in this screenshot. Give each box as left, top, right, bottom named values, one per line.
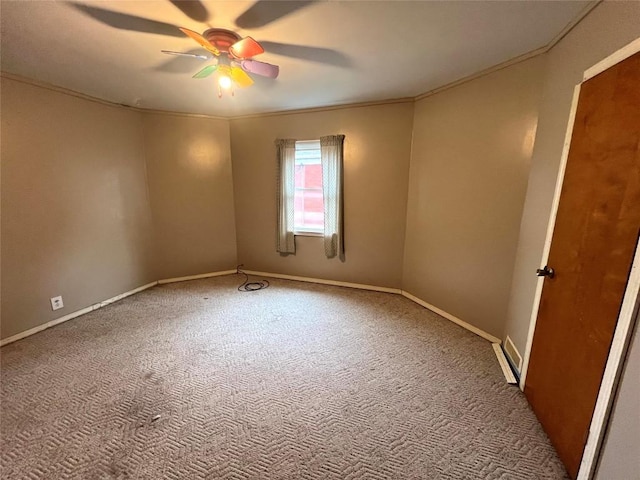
left=215, top=63, right=234, bottom=98
left=202, top=28, right=241, bottom=53
left=171, top=26, right=274, bottom=98
left=217, top=80, right=234, bottom=98
left=218, top=74, right=232, bottom=90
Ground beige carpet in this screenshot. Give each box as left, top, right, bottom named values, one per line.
left=1, top=275, right=568, bottom=479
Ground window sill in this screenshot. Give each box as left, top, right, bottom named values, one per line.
left=294, top=230, right=323, bottom=237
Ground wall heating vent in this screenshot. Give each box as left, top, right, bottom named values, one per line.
left=504, top=336, right=523, bottom=373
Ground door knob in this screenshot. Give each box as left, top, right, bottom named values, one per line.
left=536, top=265, right=555, bottom=279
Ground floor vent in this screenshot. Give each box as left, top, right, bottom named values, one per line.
left=504, top=336, right=523, bottom=373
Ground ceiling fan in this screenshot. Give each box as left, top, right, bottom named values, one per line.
left=70, top=1, right=348, bottom=98
left=162, top=27, right=279, bottom=98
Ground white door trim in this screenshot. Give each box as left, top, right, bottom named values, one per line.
left=579, top=240, right=640, bottom=479
left=583, top=37, right=640, bottom=81
left=519, top=36, right=640, bottom=480
left=519, top=84, right=581, bottom=390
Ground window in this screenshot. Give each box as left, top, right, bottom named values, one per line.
left=276, top=135, right=344, bottom=258
left=294, top=140, right=323, bottom=234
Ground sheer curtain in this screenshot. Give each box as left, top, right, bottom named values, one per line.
left=320, top=135, right=345, bottom=260
left=275, top=139, right=296, bottom=254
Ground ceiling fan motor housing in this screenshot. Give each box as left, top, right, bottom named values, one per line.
left=203, top=28, right=241, bottom=54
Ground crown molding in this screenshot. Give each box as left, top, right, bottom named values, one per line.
left=1, top=71, right=136, bottom=111
left=414, top=46, right=548, bottom=102
left=0, top=72, right=228, bottom=121
left=1, top=2, right=600, bottom=121
left=228, top=97, right=415, bottom=121
left=1, top=71, right=411, bottom=120
left=545, top=0, right=601, bottom=52
left=414, top=0, right=600, bottom=102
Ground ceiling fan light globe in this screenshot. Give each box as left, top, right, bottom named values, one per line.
left=218, top=75, right=233, bottom=90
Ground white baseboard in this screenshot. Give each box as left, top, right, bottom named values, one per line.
left=241, top=270, right=402, bottom=294
left=492, top=343, right=518, bottom=384
left=2, top=270, right=239, bottom=346
left=158, top=270, right=237, bottom=284
left=400, top=291, right=501, bottom=344
left=242, top=270, right=500, bottom=345
left=2, top=269, right=500, bottom=350
left=0, top=281, right=158, bottom=347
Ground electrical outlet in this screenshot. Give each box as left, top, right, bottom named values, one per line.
left=50, top=296, right=64, bottom=311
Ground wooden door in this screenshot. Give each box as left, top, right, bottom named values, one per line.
left=524, top=52, right=640, bottom=479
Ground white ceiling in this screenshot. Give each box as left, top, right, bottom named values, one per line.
left=1, top=1, right=592, bottom=117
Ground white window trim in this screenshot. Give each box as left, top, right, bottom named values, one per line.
left=294, top=229, right=323, bottom=237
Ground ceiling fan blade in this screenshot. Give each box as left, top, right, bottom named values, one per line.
left=179, top=28, right=220, bottom=56
left=161, top=50, right=209, bottom=60
left=229, top=37, right=264, bottom=59
left=235, top=1, right=317, bottom=29
left=230, top=66, right=254, bottom=88
left=69, top=4, right=182, bottom=37
left=169, top=0, right=210, bottom=22
left=155, top=49, right=211, bottom=73
left=193, top=65, right=219, bottom=79
left=259, top=41, right=353, bottom=68
left=240, top=59, right=279, bottom=79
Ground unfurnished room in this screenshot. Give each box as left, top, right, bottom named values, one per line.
left=1, top=1, right=639, bottom=479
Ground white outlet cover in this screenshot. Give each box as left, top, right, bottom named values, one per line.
left=50, top=296, right=64, bottom=311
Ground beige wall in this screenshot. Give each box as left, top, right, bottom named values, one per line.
left=1, top=77, right=156, bottom=339
left=230, top=103, right=413, bottom=288
left=500, top=4, right=640, bottom=476
left=142, top=113, right=237, bottom=279
left=402, top=56, right=545, bottom=338
left=503, top=2, right=640, bottom=357
left=1, top=80, right=238, bottom=341
left=1, top=8, right=637, bottom=472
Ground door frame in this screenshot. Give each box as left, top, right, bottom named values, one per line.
left=518, top=36, right=640, bottom=480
